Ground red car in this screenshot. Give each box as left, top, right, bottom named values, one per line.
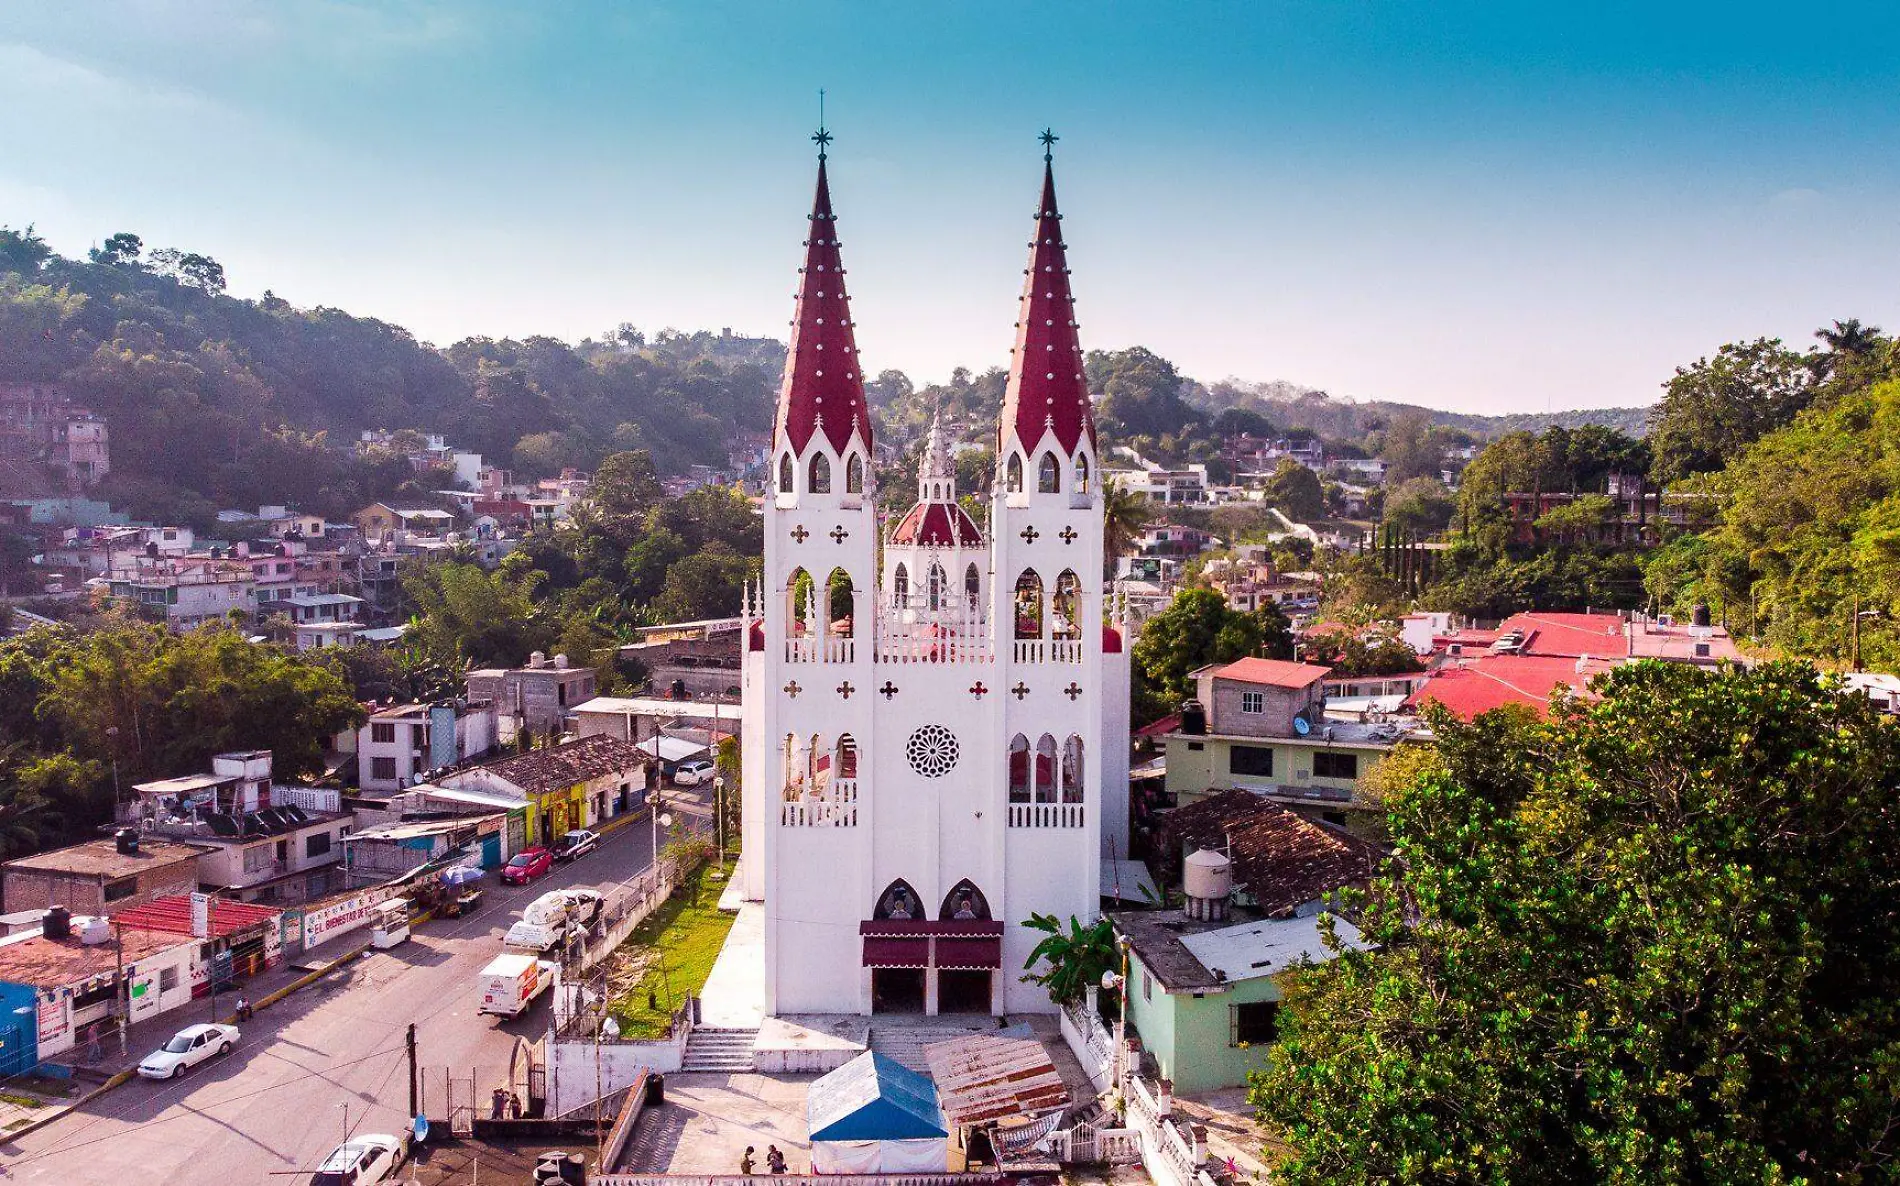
left=500, top=847, right=554, bottom=885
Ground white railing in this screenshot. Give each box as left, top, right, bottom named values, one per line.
left=1051, top=1121, right=1142, bottom=1165
left=273, top=786, right=341, bottom=814
left=784, top=636, right=855, bottom=663
left=780, top=780, right=858, bottom=827
left=1061, top=1000, right=1115, bottom=1085
left=1126, top=1074, right=1207, bottom=1186
left=1011, top=639, right=1083, bottom=664
left=1008, top=802, right=1086, bottom=829
left=875, top=626, right=993, bottom=664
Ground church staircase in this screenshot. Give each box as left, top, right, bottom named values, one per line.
left=679, top=1025, right=759, bottom=1073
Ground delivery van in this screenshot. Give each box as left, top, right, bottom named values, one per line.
left=477, top=953, right=558, bottom=1017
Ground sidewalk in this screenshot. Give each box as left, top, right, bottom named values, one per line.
left=697, top=900, right=764, bottom=1028
left=0, top=928, right=373, bottom=1142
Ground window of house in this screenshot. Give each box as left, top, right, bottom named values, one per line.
left=370, top=722, right=395, bottom=744
left=1142, top=970, right=1153, bottom=1001
left=159, top=966, right=178, bottom=993
left=1240, top=691, right=1264, bottom=714
left=1229, top=745, right=1274, bottom=777
left=1313, top=751, right=1359, bottom=780
left=1232, top=1001, right=1280, bottom=1046
left=103, top=877, right=137, bottom=902
left=73, top=980, right=116, bottom=1010
left=371, top=756, right=397, bottom=781
left=306, top=832, right=332, bottom=859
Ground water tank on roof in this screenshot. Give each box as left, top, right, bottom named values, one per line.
left=114, top=827, right=140, bottom=856
left=1184, top=848, right=1232, bottom=922
left=43, top=905, right=71, bottom=940
left=552, top=653, right=570, bottom=669
left=1180, top=701, right=1207, bottom=736
left=1692, top=603, right=1711, bottom=628
left=77, top=916, right=111, bottom=945
left=528, top=651, right=546, bottom=669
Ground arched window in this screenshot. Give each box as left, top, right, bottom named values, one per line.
left=778, top=453, right=795, bottom=493
left=1007, top=734, right=1031, bottom=803
left=1013, top=570, right=1044, bottom=640
left=786, top=568, right=812, bottom=636
left=1052, top=569, right=1082, bottom=640
left=964, top=563, right=981, bottom=605
left=808, top=453, right=832, bottom=494
left=845, top=454, right=864, bottom=494
left=874, top=879, right=921, bottom=921
left=1037, top=452, right=1060, bottom=494
left=1062, top=735, right=1085, bottom=804
left=836, top=734, right=859, bottom=780
left=1006, top=453, right=1025, bottom=493
left=893, top=562, right=910, bottom=602
left=1035, top=734, right=1059, bottom=804
left=939, top=879, right=993, bottom=921
left=826, top=568, right=854, bottom=637
left=1073, top=452, right=1091, bottom=494
left=927, top=563, right=947, bottom=611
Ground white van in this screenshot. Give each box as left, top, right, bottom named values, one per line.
left=478, top=953, right=558, bottom=1017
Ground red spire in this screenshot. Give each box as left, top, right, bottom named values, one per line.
left=775, top=157, right=872, bottom=456
left=999, top=151, right=1094, bottom=457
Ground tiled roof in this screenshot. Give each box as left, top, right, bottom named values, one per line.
left=114, top=894, right=282, bottom=938
left=1208, top=657, right=1333, bottom=690
left=470, top=734, right=649, bottom=796
left=1159, top=788, right=1383, bottom=917
left=1498, top=611, right=1632, bottom=660
left=890, top=501, right=982, bottom=547
left=1, top=837, right=211, bottom=878
left=0, top=928, right=190, bottom=988
left=1406, top=654, right=1613, bottom=720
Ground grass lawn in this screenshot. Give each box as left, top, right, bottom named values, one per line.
left=606, top=867, right=736, bottom=1038
left=0, top=1091, right=44, bottom=1110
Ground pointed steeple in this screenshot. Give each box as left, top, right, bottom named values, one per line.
left=999, top=132, right=1094, bottom=458
left=775, top=150, right=872, bottom=457
left=921, top=409, right=954, bottom=483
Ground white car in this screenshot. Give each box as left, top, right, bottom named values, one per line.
left=310, top=1132, right=410, bottom=1186
left=671, top=758, right=716, bottom=786
left=137, top=1022, right=240, bottom=1079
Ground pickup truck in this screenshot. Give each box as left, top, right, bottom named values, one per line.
left=477, top=953, right=559, bottom=1017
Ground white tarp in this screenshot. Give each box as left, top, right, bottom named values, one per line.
left=810, top=1138, right=947, bottom=1174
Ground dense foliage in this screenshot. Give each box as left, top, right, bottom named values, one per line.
left=1131, top=588, right=1293, bottom=722
left=1253, top=661, right=1900, bottom=1184
left=0, top=617, right=363, bottom=857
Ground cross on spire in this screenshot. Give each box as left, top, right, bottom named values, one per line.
left=813, top=88, right=831, bottom=160
left=1039, top=127, right=1058, bottom=162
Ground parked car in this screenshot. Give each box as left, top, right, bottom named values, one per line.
left=554, top=828, right=601, bottom=863
left=138, top=1022, right=240, bottom=1079
left=500, top=847, right=554, bottom=885
left=310, top=1132, right=410, bottom=1186
left=672, top=758, right=717, bottom=786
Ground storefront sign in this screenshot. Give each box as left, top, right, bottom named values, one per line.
left=301, top=884, right=398, bottom=950
left=36, top=994, right=71, bottom=1055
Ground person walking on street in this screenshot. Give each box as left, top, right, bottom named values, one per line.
left=235, top=996, right=252, bottom=1022
left=741, top=1146, right=757, bottom=1174
left=767, top=1145, right=786, bottom=1174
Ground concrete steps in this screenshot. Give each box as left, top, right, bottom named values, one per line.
left=681, top=1026, right=758, bottom=1073
left=866, top=1024, right=989, bottom=1074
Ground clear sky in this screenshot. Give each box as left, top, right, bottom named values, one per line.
left=5, top=2, right=1897, bottom=414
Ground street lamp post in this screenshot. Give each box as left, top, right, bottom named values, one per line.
left=713, top=775, right=726, bottom=875
left=1102, top=936, right=1132, bottom=1098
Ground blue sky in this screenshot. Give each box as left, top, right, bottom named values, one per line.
left=4, top=2, right=1897, bottom=414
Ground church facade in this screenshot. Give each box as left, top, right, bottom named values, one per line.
left=739, top=142, right=1132, bottom=1016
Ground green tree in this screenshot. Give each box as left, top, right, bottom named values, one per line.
left=88, top=232, right=143, bottom=267
left=591, top=449, right=664, bottom=520
left=653, top=543, right=755, bottom=623
left=404, top=559, right=555, bottom=666
left=0, top=224, right=52, bottom=272
left=1132, top=588, right=1293, bottom=720
left=1650, top=337, right=1814, bottom=486
left=1102, top=479, right=1152, bottom=575
left=1381, top=477, right=1455, bottom=535
left=1253, top=661, right=1900, bottom=1183
left=1020, top=913, right=1117, bottom=1008
left=1264, top=459, right=1326, bottom=521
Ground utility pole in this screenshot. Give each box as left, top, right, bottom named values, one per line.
left=112, top=919, right=128, bottom=1055
left=406, top=1022, right=419, bottom=1120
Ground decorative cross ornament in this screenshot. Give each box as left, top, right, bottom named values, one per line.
left=836, top=681, right=855, bottom=699
left=790, top=524, right=810, bottom=543
left=969, top=681, right=989, bottom=699
left=1011, top=681, right=1030, bottom=700
left=829, top=525, right=850, bottom=544
left=1059, top=526, right=1079, bottom=545
left=1020, top=526, right=1040, bottom=544
left=879, top=680, right=900, bottom=700
left=1064, top=682, right=1083, bottom=701
left=1040, top=127, right=1059, bottom=162
left=784, top=680, right=803, bottom=698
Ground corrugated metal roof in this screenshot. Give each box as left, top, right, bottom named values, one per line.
left=808, top=1051, right=946, bottom=1141
left=115, top=895, right=281, bottom=939
left=922, top=1033, right=1070, bottom=1126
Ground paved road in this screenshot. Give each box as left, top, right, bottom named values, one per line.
left=1, top=800, right=701, bottom=1185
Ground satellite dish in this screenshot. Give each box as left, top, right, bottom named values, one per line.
left=1292, top=714, right=1311, bottom=736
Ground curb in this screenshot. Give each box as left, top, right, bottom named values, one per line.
left=1, top=942, right=372, bottom=1146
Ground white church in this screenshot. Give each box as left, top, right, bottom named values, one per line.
left=738, top=139, right=1133, bottom=1016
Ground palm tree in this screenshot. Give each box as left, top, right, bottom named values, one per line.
left=1816, top=318, right=1882, bottom=358
left=1102, top=479, right=1152, bottom=579
left=1020, top=912, right=1117, bottom=1007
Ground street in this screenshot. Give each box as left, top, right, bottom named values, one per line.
left=0, top=798, right=700, bottom=1185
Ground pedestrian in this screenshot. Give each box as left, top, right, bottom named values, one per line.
left=740, top=1146, right=757, bottom=1175
left=235, top=995, right=252, bottom=1022
left=490, top=1087, right=508, bottom=1120
left=767, top=1145, right=786, bottom=1174
left=508, top=1090, right=523, bottom=1119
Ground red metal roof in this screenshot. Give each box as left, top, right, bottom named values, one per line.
left=774, top=158, right=872, bottom=457
left=1209, top=657, right=1333, bottom=689
left=999, top=159, right=1095, bottom=458
left=1406, top=654, right=1614, bottom=720
left=114, top=894, right=283, bottom=939
left=1497, top=611, right=1632, bottom=660
left=890, top=501, right=982, bottom=547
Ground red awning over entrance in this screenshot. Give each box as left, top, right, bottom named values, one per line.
left=933, top=938, right=1002, bottom=970
left=862, top=937, right=930, bottom=968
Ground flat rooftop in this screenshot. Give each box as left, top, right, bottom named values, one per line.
left=1, top=836, right=211, bottom=878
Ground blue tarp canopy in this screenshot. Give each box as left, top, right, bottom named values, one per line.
left=808, top=1052, right=947, bottom=1141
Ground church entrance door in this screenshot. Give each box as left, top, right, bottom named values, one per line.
left=937, top=969, right=992, bottom=1015
left=871, top=968, right=926, bottom=1013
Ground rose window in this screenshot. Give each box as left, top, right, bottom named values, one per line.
left=905, top=725, right=960, bottom=778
